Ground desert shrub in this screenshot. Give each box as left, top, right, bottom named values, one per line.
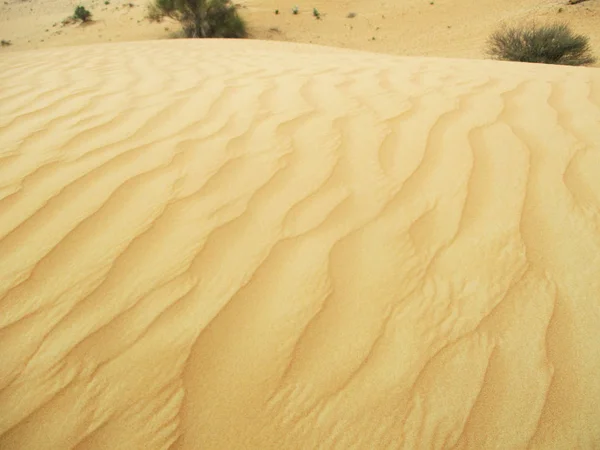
left=486, top=22, right=596, bottom=66
left=148, top=0, right=246, bottom=38
left=146, top=4, right=163, bottom=22
left=73, top=5, right=92, bottom=22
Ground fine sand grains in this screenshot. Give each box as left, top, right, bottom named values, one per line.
left=0, top=39, right=600, bottom=449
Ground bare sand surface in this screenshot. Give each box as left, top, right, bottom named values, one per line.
left=1, top=0, right=599, bottom=67
left=1, top=39, right=600, bottom=448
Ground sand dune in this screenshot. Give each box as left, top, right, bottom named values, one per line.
left=1, top=39, right=600, bottom=449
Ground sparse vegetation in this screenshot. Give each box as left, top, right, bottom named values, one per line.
left=313, top=7, right=320, bottom=19
left=292, top=5, right=298, bottom=15
left=347, top=12, right=356, bottom=18
left=1, top=39, right=12, bottom=46
left=274, top=9, right=278, bottom=15
left=147, top=0, right=246, bottom=38
left=486, top=22, right=596, bottom=66
left=73, top=5, right=92, bottom=22
left=146, top=3, right=163, bottom=21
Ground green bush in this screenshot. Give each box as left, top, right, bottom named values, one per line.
left=148, top=0, right=246, bottom=38
left=73, top=5, right=92, bottom=22
left=486, top=22, right=596, bottom=66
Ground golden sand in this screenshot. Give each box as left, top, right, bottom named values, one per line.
left=1, top=39, right=600, bottom=449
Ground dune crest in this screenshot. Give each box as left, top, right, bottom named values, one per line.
left=1, top=40, right=600, bottom=449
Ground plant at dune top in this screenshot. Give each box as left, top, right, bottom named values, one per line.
left=73, top=5, right=92, bottom=22
left=486, top=22, right=596, bottom=66
left=313, top=8, right=320, bottom=19
left=292, top=5, right=298, bottom=14
left=147, top=0, right=247, bottom=38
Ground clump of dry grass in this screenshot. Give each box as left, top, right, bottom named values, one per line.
left=486, top=22, right=596, bottom=66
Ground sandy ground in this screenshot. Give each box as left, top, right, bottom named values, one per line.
left=0, top=0, right=599, bottom=66
left=1, top=39, right=600, bottom=448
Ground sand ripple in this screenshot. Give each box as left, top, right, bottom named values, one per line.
left=1, top=40, right=600, bottom=449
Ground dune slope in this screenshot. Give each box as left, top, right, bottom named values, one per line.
left=1, top=39, right=600, bottom=449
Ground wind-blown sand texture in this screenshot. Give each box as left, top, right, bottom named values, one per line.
left=1, top=39, right=600, bottom=449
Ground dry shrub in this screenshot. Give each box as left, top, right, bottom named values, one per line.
left=148, top=0, right=246, bottom=38
left=486, top=22, right=596, bottom=66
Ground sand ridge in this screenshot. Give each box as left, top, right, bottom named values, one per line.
left=1, top=39, right=600, bottom=449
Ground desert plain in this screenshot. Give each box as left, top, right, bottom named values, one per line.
left=0, top=0, right=599, bottom=64
left=1, top=0, right=600, bottom=449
